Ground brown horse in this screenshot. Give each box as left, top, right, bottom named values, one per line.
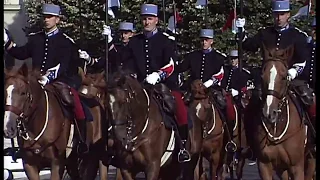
left=188, top=80, right=225, bottom=180
left=106, top=70, right=202, bottom=180
left=304, top=116, right=316, bottom=180
left=218, top=92, right=250, bottom=180
left=67, top=68, right=124, bottom=180
left=4, top=64, right=72, bottom=180
left=244, top=45, right=306, bottom=179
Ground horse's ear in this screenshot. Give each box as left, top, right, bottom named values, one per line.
left=18, top=63, right=29, bottom=77
left=285, top=45, right=295, bottom=62
left=262, top=43, right=271, bottom=60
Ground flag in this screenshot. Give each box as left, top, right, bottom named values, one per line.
left=104, top=0, right=120, bottom=18
left=195, top=0, right=207, bottom=9
left=291, top=0, right=312, bottom=20
left=167, top=10, right=183, bottom=34
left=221, top=9, right=237, bottom=33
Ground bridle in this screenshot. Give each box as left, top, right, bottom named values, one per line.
left=261, top=58, right=289, bottom=114
left=5, top=76, right=36, bottom=140
left=108, top=76, right=150, bottom=151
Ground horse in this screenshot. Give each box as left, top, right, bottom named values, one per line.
left=66, top=68, right=124, bottom=180
left=106, top=70, right=202, bottom=180
left=304, top=115, right=316, bottom=180
left=218, top=90, right=251, bottom=180
left=4, top=64, right=72, bottom=180
left=188, top=79, right=225, bottom=180
left=244, top=44, right=306, bottom=179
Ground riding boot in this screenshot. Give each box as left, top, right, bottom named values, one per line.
left=178, top=124, right=191, bottom=163
left=76, top=119, right=89, bottom=155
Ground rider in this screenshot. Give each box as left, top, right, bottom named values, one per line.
left=297, top=17, right=316, bottom=121
left=177, top=29, right=239, bottom=121
left=235, top=0, right=314, bottom=120
left=4, top=3, right=89, bottom=152
left=78, top=22, right=135, bottom=73
left=221, top=49, right=253, bottom=106
left=121, top=3, right=191, bottom=163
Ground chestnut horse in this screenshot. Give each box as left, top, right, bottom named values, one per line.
left=106, top=70, right=202, bottom=180
left=188, top=80, right=225, bottom=180
left=244, top=45, right=306, bottom=179
left=67, top=68, right=123, bottom=180
left=4, top=64, right=72, bottom=180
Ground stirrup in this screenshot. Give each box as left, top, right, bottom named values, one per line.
left=178, top=149, right=191, bottom=163
left=225, top=140, right=237, bottom=153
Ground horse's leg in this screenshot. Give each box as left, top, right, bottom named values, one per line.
left=120, top=169, right=134, bottom=180
left=288, top=160, right=305, bottom=180
left=23, top=163, right=40, bottom=180
left=304, top=154, right=316, bottom=180
left=235, top=152, right=246, bottom=180
left=145, top=161, right=161, bottom=180
left=50, top=158, right=66, bottom=180
left=257, top=161, right=273, bottom=180
left=116, top=168, right=124, bottom=180
left=210, top=152, right=221, bottom=180
left=99, top=161, right=109, bottom=180
left=275, top=169, right=289, bottom=180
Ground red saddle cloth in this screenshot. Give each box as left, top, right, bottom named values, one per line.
left=225, top=93, right=237, bottom=121
left=171, top=91, right=188, bottom=126
left=70, top=88, right=85, bottom=121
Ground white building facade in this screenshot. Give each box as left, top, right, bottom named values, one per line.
left=4, top=0, right=31, bottom=68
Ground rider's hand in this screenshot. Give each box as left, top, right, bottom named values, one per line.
left=231, top=88, right=239, bottom=97
left=78, top=49, right=91, bottom=63
left=145, top=72, right=161, bottom=85
left=4, top=29, right=9, bottom=46
left=102, top=25, right=113, bottom=43
left=38, top=75, right=50, bottom=86
left=287, top=68, right=297, bottom=81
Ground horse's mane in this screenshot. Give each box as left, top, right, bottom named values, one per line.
left=4, top=64, right=42, bottom=83
left=262, top=43, right=294, bottom=63
left=108, top=69, right=137, bottom=89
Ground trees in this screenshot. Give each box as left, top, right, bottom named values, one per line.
left=25, top=0, right=315, bottom=65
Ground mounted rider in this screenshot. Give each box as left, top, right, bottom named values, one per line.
left=78, top=24, right=120, bottom=74
left=177, top=29, right=241, bottom=123
left=235, top=0, right=315, bottom=121
left=4, top=3, right=89, bottom=153
left=121, top=3, right=191, bottom=163
left=221, top=49, right=253, bottom=107
left=78, top=22, right=136, bottom=73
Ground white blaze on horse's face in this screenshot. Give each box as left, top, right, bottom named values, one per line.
left=109, top=94, right=116, bottom=114
left=4, top=85, right=15, bottom=135
left=266, top=65, right=277, bottom=114
left=195, top=102, right=202, bottom=118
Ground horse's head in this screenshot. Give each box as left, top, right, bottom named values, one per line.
left=107, top=70, right=144, bottom=145
left=190, top=79, right=208, bottom=100
left=4, top=64, right=42, bottom=138
left=261, top=44, right=294, bottom=123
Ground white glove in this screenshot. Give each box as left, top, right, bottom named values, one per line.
left=288, top=68, right=297, bottom=81
left=235, top=18, right=245, bottom=28
left=203, top=79, right=213, bottom=88
left=38, top=75, right=50, bottom=86
left=4, top=29, right=9, bottom=46
left=78, top=49, right=91, bottom=63
left=231, top=89, right=239, bottom=97
left=145, top=72, right=161, bottom=85
left=102, top=25, right=113, bottom=43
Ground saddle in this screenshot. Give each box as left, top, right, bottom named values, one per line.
left=289, top=79, right=314, bottom=106
left=146, top=83, right=177, bottom=130
left=45, top=81, right=74, bottom=119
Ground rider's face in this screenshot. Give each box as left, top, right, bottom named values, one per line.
left=200, top=38, right=213, bottom=50
left=312, top=28, right=316, bottom=40
left=230, top=58, right=239, bottom=67
left=43, top=14, right=59, bottom=31
left=121, top=31, right=133, bottom=43
left=273, top=11, right=290, bottom=28
left=142, top=16, right=158, bottom=32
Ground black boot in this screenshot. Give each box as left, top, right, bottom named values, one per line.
left=178, top=124, right=191, bottom=163
left=76, top=120, right=89, bottom=155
